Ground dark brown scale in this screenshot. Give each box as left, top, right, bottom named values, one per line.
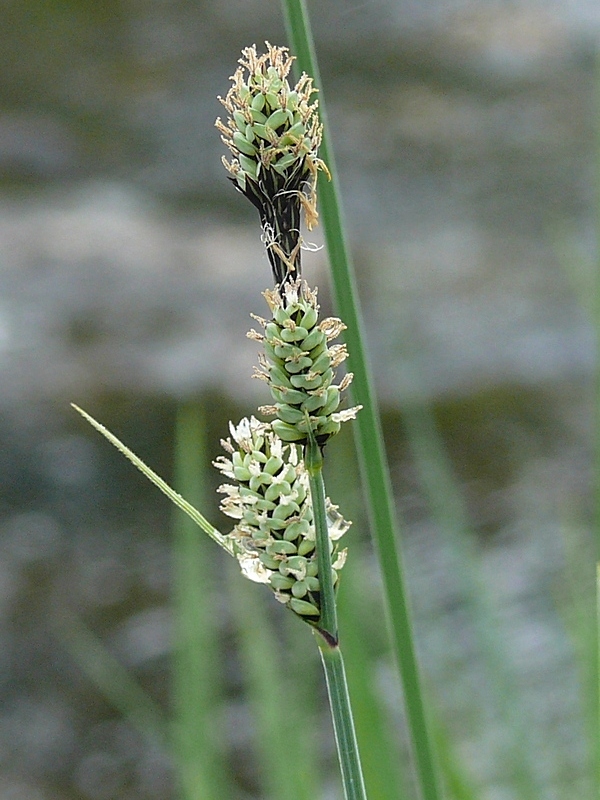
left=230, top=157, right=309, bottom=288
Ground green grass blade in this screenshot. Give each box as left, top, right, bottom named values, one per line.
left=318, top=640, right=368, bottom=800
left=72, top=404, right=231, bottom=554
left=171, top=401, right=230, bottom=800
left=597, top=563, right=600, bottom=795
left=431, top=719, right=480, bottom=800
left=337, top=554, right=410, bottom=800
left=595, top=47, right=600, bottom=800
left=559, top=523, right=597, bottom=798
left=596, top=47, right=600, bottom=562
left=402, top=401, right=541, bottom=797
left=329, top=430, right=409, bottom=800
left=281, top=4, right=442, bottom=799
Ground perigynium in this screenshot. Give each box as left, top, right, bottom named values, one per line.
left=213, top=416, right=349, bottom=620
left=250, top=279, right=361, bottom=445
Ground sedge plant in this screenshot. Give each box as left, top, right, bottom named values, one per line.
left=75, top=43, right=366, bottom=799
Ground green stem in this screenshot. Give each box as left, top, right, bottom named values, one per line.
left=282, top=4, right=442, bottom=800
left=317, top=638, right=367, bottom=800
left=305, top=431, right=337, bottom=640
left=596, top=45, right=600, bottom=567
left=595, top=48, right=600, bottom=800
left=597, top=563, right=600, bottom=795
left=305, top=426, right=366, bottom=799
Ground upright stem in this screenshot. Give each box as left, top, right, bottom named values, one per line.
left=305, top=432, right=337, bottom=640
left=595, top=48, right=600, bottom=800
left=317, top=639, right=367, bottom=800
left=282, top=4, right=442, bottom=799
left=597, top=564, right=600, bottom=796
left=305, top=427, right=367, bottom=800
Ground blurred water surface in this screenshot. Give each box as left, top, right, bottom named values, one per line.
left=0, top=1, right=596, bottom=798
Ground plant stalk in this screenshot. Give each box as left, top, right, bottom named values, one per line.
left=305, top=431, right=337, bottom=640
left=305, top=428, right=366, bottom=800
left=317, top=637, right=367, bottom=800
left=597, top=563, right=600, bottom=795
left=595, top=47, right=600, bottom=800
left=282, top=3, right=442, bottom=799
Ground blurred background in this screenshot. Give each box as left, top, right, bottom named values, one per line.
left=0, top=0, right=596, bottom=798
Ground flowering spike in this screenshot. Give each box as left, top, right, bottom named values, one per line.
left=213, top=416, right=349, bottom=623
left=252, top=280, right=361, bottom=445
left=217, top=43, right=329, bottom=287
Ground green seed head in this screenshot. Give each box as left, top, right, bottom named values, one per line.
left=213, top=416, right=350, bottom=623
left=216, top=42, right=329, bottom=286
left=250, top=281, right=362, bottom=445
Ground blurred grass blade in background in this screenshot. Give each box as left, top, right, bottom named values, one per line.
left=597, top=564, right=600, bottom=795
left=282, top=2, right=442, bottom=799
left=53, top=606, right=167, bottom=748
left=402, top=401, right=541, bottom=798
left=329, top=429, right=408, bottom=800
left=172, top=401, right=230, bottom=799
left=596, top=47, right=600, bottom=800
left=232, top=566, right=320, bottom=800
left=338, top=556, right=410, bottom=800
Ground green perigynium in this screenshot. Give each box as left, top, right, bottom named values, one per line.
left=213, top=416, right=349, bottom=621
left=249, top=279, right=361, bottom=445
left=216, top=42, right=328, bottom=286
